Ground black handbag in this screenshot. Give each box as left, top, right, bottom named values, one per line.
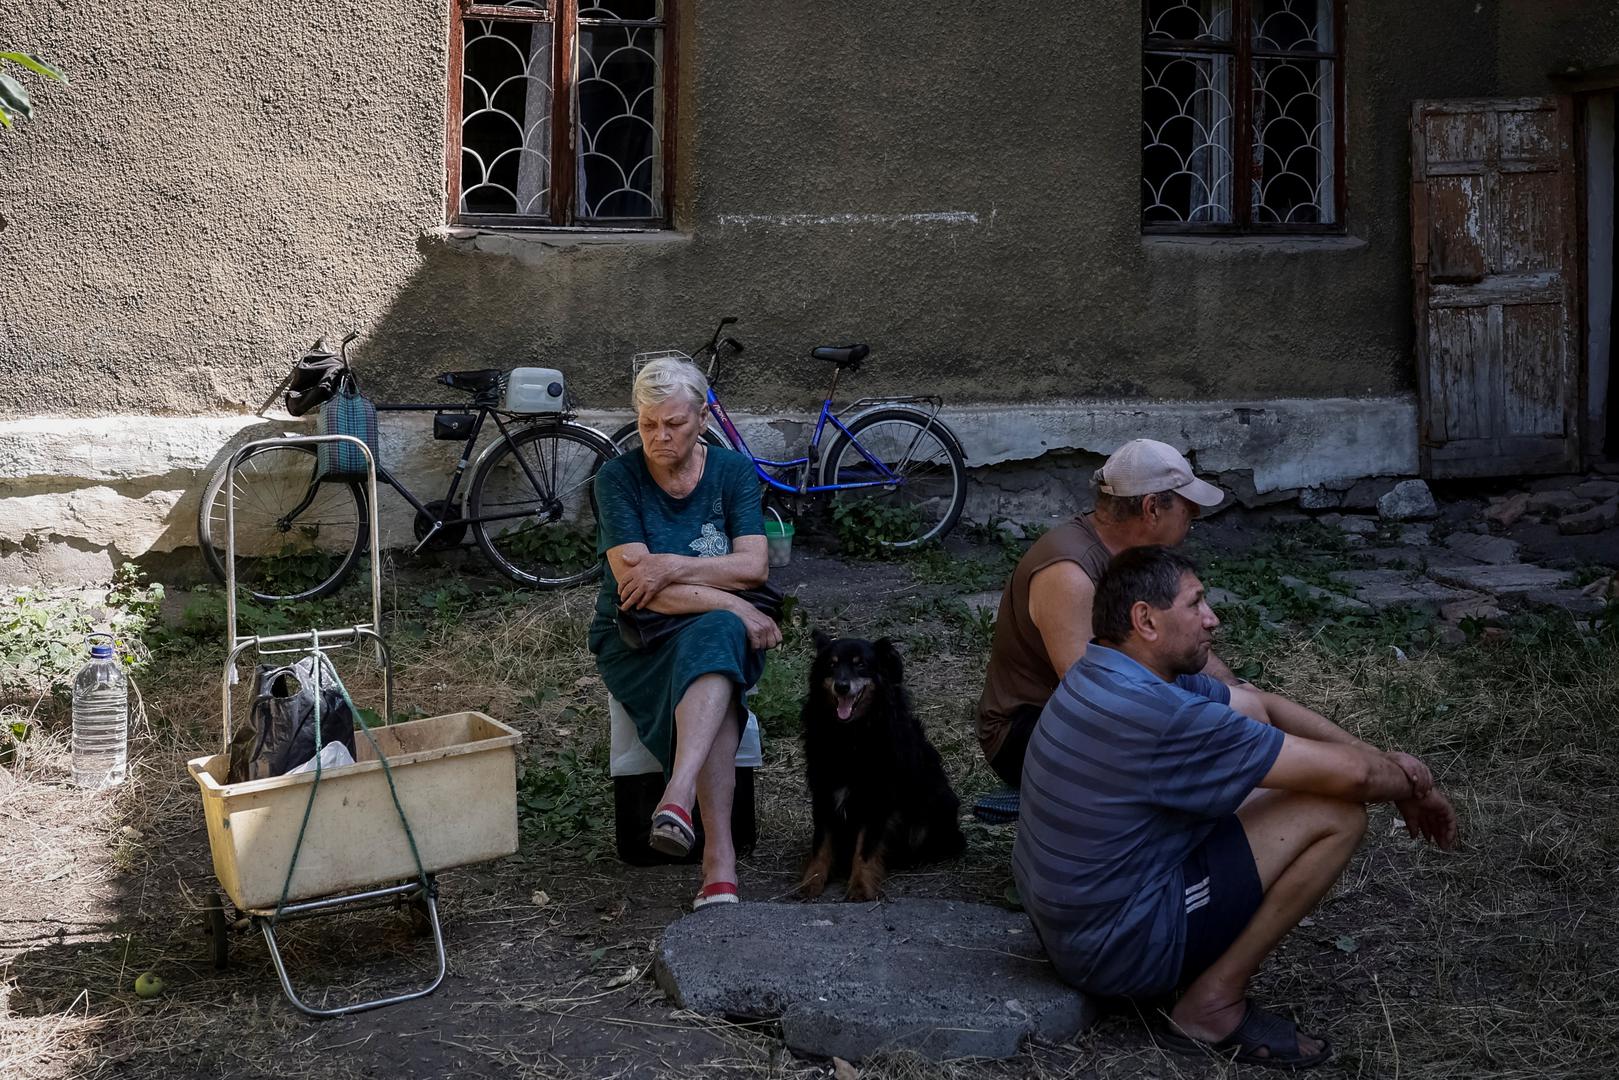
left=227, top=655, right=358, bottom=783
left=617, top=583, right=784, bottom=651
left=284, top=344, right=348, bottom=417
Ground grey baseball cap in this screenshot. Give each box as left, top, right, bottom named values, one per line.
left=1097, top=439, right=1225, bottom=507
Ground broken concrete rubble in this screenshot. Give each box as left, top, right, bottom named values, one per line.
left=1278, top=575, right=1373, bottom=613
left=1525, top=490, right=1592, bottom=516
left=1376, top=479, right=1439, bottom=521
left=1426, top=564, right=1576, bottom=596
left=1483, top=493, right=1530, bottom=528
left=1443, top=533, right=1520, bottom=566
left=1558, top=501, right=1619, bottom=536
left=1327, top=569, right=1477, bottom=612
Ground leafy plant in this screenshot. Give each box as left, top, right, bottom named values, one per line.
left=0, top=52, right=66, bottom=131
left=830, top=496, right=930, bottom=560
left=501, top=525, right=598, bottom=573
left=518, top=746, right=612, bottom=851
left=910, top=546, right=1017, bottom=592
left=0, top=567, right=163, bottom=692
left=749, top=636, right=814, bottom=743
left=0, top=716, right=29, bottom=768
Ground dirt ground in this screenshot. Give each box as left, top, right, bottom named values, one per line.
left=3, top=506, right=1617, bottom=1080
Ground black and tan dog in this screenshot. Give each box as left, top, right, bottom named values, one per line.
left=798, top=630, right=966, bottom=901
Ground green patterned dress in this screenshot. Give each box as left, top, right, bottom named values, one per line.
left=588, top=447, right=766, bottom=773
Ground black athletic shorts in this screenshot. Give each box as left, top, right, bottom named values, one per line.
left=1177, top=813, right=1263, bottom=989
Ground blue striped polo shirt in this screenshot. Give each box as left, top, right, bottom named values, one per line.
left=1012, top=643, right=1283, bottom=998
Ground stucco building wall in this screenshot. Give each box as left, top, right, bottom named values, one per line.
left=4, top=1, right=1567, bottom=415
left=1, top=2, right=1613, bottom=580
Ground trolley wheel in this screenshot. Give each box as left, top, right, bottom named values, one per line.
left=205, top=891, right=230, bottom=970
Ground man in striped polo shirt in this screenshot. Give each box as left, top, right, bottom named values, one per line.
left=1014, top=546, right=1457, bottom=1069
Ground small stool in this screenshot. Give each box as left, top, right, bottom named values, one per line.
left=609, top=694, right=762, bottom=866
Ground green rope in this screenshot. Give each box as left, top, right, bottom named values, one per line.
left=272, top=637, right=429, bottom=923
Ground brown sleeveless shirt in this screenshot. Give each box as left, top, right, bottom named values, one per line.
left=976, top=515, right=1113, bottom=762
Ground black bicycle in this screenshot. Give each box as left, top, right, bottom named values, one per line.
left=197, top=334, right=617, bottom=602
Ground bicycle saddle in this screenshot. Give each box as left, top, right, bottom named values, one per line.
left=811, top=344, right=870, bottom=369
left=438, top=369, right=504, bottom=394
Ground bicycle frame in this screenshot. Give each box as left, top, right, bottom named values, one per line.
left=371, top=402, right=594, bottom=548
left=703, top=370, right=945, bottom=497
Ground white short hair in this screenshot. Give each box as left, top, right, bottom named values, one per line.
left=633, top=357, right=708, bottom=412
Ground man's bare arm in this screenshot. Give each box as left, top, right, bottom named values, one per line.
left=1260, top=734, right=1420, bottom=803
left=1229, top=687, right=1369, bottom=749
left=1028, top=561, right=1096, bottom=679
left=1201, top=651, right=1241, bottom=686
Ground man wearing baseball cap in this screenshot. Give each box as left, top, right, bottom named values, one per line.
left=976, top=438, right=1232, bottom=788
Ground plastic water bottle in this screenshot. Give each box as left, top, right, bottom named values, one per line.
left=71, top=637, right=128, bottom=789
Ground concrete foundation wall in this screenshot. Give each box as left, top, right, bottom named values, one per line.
left=0, top=396, right=1416, bottom=585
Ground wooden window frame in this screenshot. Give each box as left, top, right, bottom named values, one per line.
left=446, top=0, right=678, bottom=229
left=1141, top=0, right=1347, bottom=235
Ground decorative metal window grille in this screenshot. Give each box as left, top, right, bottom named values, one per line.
left=1142, top=0, right=1343, bottom=232
left=450, top=0, right=671, bottom=226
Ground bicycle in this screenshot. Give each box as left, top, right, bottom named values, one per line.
left=612, top=317, right=967, bottom=549
left=197, top=333, right=618, bottom=602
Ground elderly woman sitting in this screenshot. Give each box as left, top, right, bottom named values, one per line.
left=588, top=357, right=782, bottom=909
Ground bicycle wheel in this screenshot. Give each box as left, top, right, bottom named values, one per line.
left=196, top=444, right=368, bottom=602
left=609, top=419, right=728, bottom=455
left=818, top=407, right=967, bottom=549
left=469, top=422, right=617, bottom=587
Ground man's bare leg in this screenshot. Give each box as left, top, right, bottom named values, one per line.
left=1168, top=791, right=1368, bottom=1057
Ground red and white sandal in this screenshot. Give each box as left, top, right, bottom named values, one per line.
left=649, top=803, right=697, bottom=858
left=693, top=881, right=739, bottom=910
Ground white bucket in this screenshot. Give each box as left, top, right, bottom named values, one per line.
left=764, top=506, right=794, bottom=568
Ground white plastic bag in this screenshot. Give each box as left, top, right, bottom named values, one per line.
left=287, top=740, right=357, bottom=776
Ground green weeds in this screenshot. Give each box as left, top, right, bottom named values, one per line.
left=830, top=496, right=930, bottom=559
left=518, top=746, right=612, bottom=852
left=0, top=565, right=163, bottom=692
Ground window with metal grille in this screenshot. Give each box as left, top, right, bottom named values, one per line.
left=1142, top=0, right=1344, bottom=233
left=449, top=1, right=673, bottom=227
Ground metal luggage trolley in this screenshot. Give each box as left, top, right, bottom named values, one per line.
left=187, top=434, right=523, bottom=1017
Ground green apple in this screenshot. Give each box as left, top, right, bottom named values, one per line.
left=133, top=972, right=164, bottom=999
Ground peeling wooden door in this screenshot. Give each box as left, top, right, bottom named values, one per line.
left=1411, top=98, right=1581, bottom=477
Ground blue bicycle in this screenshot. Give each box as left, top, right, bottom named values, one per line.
left=613, top=318, right=968, bottom=550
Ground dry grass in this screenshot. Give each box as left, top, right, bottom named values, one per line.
left=2, top=536, right=1617, bottom=1079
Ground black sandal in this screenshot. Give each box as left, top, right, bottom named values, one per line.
left=1157, top=1001, right=1332, bottom=1069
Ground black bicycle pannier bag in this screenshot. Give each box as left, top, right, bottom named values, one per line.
left=227, top=655, right=358, bottom=783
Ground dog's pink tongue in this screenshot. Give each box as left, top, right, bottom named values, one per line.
left=836, top=700, right=854, bottom=720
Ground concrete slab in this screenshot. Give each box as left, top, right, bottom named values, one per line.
left=1443, top=533, right=1521, bottom=565
left=1427, top=564, right=1576, bottom=596
left=1327, top=569, right=1477, bottom=612
left=1358, top=546, right=1480, bottom=570
left=1574, top=480, right=1619, bottom=501
left=1278, top=575, right=1371, bottom=613
left=1558, top=501, right=1619, bottom=535
left=1526, top=490, right=1593, bottom=516
left=654, top=900, right=1094, bottom=1061
left=1523, top=589, right=1609, bottom=617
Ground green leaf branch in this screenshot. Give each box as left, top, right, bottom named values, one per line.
left=0, top=52, right=68, bottom=130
